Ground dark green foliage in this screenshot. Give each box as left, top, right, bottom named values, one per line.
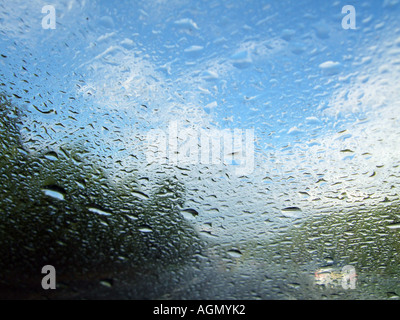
left=0, top=93, right=202, bottom=293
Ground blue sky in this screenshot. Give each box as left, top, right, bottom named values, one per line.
left=1, top=0, right=400, bottom=240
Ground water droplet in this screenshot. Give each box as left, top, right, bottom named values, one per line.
left=324, top=257, right=334, bottom=265
left=131, top=190, right=149, bottom=200
left=138, top=225, right=153, bottom=233
left=227, top=249, right=242, bottom=259
left=75, top=180, right=85, bottom=189
left=288, top=126, right=304, bottom=135
left=174, top=18, right=199, bottom=30
left=184, top=45, right=204, bottom=56
left=319, top=61, right=341, bottom=76
left=180, top=208, right=199, bottom=220
left=42, top=186, right=66, bottom=201
left=281, top=29, right=296, bottom=41
left=99, top=279, right=113, bottom=288
left=305, top=117, right=320, bottom=124
left=281, top=207, right=302, bottom=218
left=99, top=16, right=114, bottom=28
left=387, top=292, right=399, bottom=299
left=230, top=50, right=252, bottom=69
left=387, top=223, right=400, bottom=230
left=282, top=207, right=302, bottom=212
left=88, top=207, right=112, bottom=216
left=44, top=151, right=59, bottom=161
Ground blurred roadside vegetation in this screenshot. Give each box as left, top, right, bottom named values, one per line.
left=0, top=92, right=203, bottom=298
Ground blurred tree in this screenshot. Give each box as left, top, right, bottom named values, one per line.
left=0, top=93, right=203, bottom=298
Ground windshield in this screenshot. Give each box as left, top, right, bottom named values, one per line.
left=1, top=0, right=400, bottom=300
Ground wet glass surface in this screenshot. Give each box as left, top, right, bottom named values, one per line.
left=1, top=0, right=400, bottom=299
